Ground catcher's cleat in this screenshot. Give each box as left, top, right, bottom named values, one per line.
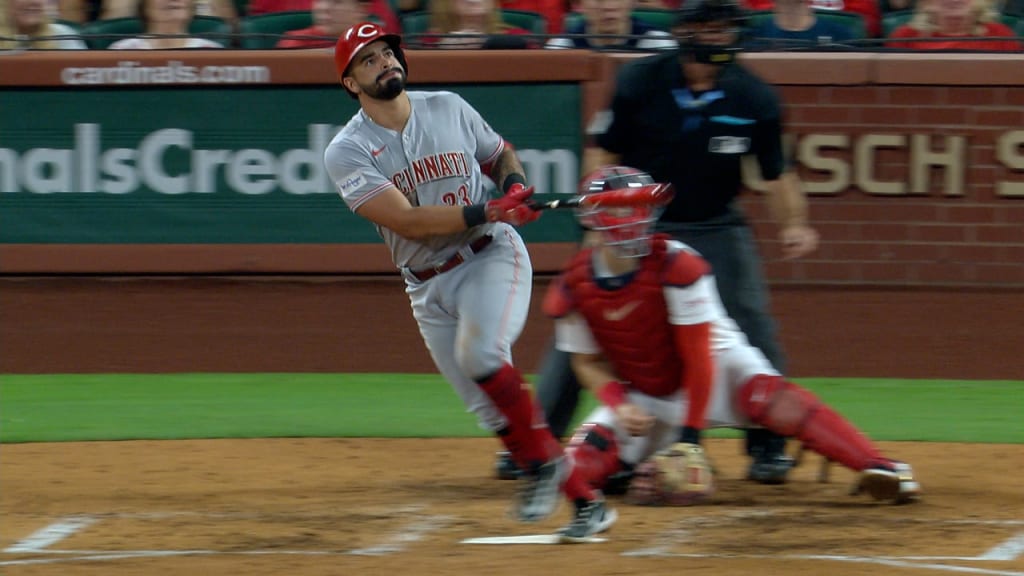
left=601, top=469, right=635, bottom=496
left=494, top=451, right=521, bottom=480
left=558, top=494, right=617, bottom=543
left=852, top=461, right=920, bottom=504
left=516, top=456, right=568, bottom=522
left=747, top=453, right=795, bottom=485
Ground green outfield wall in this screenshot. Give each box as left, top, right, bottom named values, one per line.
left=1, top=50, right=1022, bottom=284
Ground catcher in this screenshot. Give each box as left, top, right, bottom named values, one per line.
left=549, top=166, right=921, bottom=506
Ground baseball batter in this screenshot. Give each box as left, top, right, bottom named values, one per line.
left=322, top=22, right=613, bottom=540
left=550, top=167, right=921, bottom=506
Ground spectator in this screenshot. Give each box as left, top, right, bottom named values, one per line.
left=745, top=0, right=857, bottom=48
left=1, top=0, right=87, bottom=48
left=58, top=0, right=135, bottom=20
left=275, top=0, right=368, bottom=46
left=58, top=0, right=234, bottom=22
left=246, top=0, right=399, bottom=32
left=421, top=0, right=535, bottom=48
left=107, top=0, right=223, bottom=47
left=546, top=0, right=677, bottom=49
left=741, top=0, right=881, bottom=37
left=498, top=0, right=566, bottom=32
left=886, top=0, right=1022, bottom=49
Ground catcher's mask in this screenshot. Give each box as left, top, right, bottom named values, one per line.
left=335, top=22, right=408, bottom=99
left=576, top=166, right=671, bottom=259
left=674, top=0, right=745, bottom=66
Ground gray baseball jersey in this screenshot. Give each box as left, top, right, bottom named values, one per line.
left=324, top=90, right=504, bottom=271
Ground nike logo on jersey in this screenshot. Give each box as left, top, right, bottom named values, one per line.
left=749, top=383, right=768, bottom=404
left=603, top=301, right=641, bottom=322
left=371, top=146, right=387, bottom=157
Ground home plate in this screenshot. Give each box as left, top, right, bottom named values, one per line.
left=461, top=534, right=607, bottom=545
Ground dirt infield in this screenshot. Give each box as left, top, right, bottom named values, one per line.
left=1, top=277, right=1023, bottom=575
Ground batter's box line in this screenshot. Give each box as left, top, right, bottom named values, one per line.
left=624, top=553, right=1024, bottom=576
left=624, top=512, right=1024, bottom=565
left=2, top=507, right=454, bottom=562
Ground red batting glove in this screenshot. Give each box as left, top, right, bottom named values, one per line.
left=485, top=183, right=541, bottom=226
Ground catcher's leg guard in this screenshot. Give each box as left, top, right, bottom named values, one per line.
left=565, top=423, right=623, bottom=490
left=737, top=375, right=886, bottom=472
left=479, top=363, right=562, bottom=471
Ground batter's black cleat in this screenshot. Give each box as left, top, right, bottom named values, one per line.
left=747, top=453, right=795, bottom=484
left=516, top=456, right=568, bottom=522
left=494, top=451, right=521, bottom=480
left=558, top=494, right=617, bottom=543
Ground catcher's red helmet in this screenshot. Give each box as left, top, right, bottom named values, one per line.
left=334, top=22, right=404, bottom=80
left=577, top=166, right=669, bottom=258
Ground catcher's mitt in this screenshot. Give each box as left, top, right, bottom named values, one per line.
left=625, top=442, right=714, bottom=506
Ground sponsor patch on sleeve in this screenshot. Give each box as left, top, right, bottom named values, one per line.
left=336, top=170, right=365, bottom=195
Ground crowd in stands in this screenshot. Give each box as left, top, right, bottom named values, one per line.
left=0, top=0, right=1021, bottom=51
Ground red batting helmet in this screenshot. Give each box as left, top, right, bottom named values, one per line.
left=334, top=22, right=405, bottom=80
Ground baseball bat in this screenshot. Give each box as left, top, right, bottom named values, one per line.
left=528, top=183, right=674, bottom=211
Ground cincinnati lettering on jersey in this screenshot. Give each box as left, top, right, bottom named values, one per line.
left=390, top=152, right=472, bottom=196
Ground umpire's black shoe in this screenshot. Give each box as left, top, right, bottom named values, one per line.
left=747, top=453, right=795, bottom=484
left=494, top=451, right=521, bottom=480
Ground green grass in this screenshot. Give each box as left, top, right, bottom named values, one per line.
left=0, top=374, right=1021, bottom=444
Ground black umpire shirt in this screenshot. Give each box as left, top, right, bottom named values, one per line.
left=594, top=51, right=786, bottom=224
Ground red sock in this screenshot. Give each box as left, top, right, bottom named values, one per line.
left=479, top=363, right=562, bottom=471
left=739, top=375, right=886, bottom=471
left=562, top=465, right=597, bottom=502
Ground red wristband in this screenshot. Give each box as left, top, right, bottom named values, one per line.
left=595, top=380, right=627, bottom=409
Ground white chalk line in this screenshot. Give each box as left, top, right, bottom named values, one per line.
left=346, top=514, right=454, bottom=556
left=3, top=511, right=1023, bottom=572
left=3, top=516, right=96, bottom=553
left=624, top=553, right=1024, bottom=576
left=980, top=533, right=1024, bottom=561
left=621, top=511, right=1024, bottom=575
left=461, top=534, right=607, bottom=544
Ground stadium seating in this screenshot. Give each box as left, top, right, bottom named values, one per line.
left=79, top=15, right=233, bottom=49
left=631, top=7, right=677, bottom=30
left=562, top=8, right=677, bottom=33
left=238, top=10, right=313, bottom=48
left=400, top=9, right=547, bottom=35
left=500, top=9, right=548, bottom=34
left=747, top=9, right=867, bottom=39
left=883, top=9, right=1024, bottom=37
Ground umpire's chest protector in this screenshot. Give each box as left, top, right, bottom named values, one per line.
left=565, top=241, right=682, bottom=397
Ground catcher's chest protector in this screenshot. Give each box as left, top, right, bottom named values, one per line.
left=565, top=239, right=683, bottom=397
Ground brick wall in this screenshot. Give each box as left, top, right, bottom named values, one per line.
left=737, top=56, right=1024, bottom=287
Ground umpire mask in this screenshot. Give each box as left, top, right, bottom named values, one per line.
left=675, top=0, right=744, bottom=65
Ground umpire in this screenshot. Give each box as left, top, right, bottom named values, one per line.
left=499, top=0, right=819, bottom=485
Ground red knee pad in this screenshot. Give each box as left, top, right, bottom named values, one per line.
left=737, top=375, right=821, bottom=437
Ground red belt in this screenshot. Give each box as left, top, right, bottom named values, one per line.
left=408, top=234, right=493, bottom=282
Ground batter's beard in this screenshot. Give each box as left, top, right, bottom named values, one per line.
left=364, top=69, right=406, bottom=101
